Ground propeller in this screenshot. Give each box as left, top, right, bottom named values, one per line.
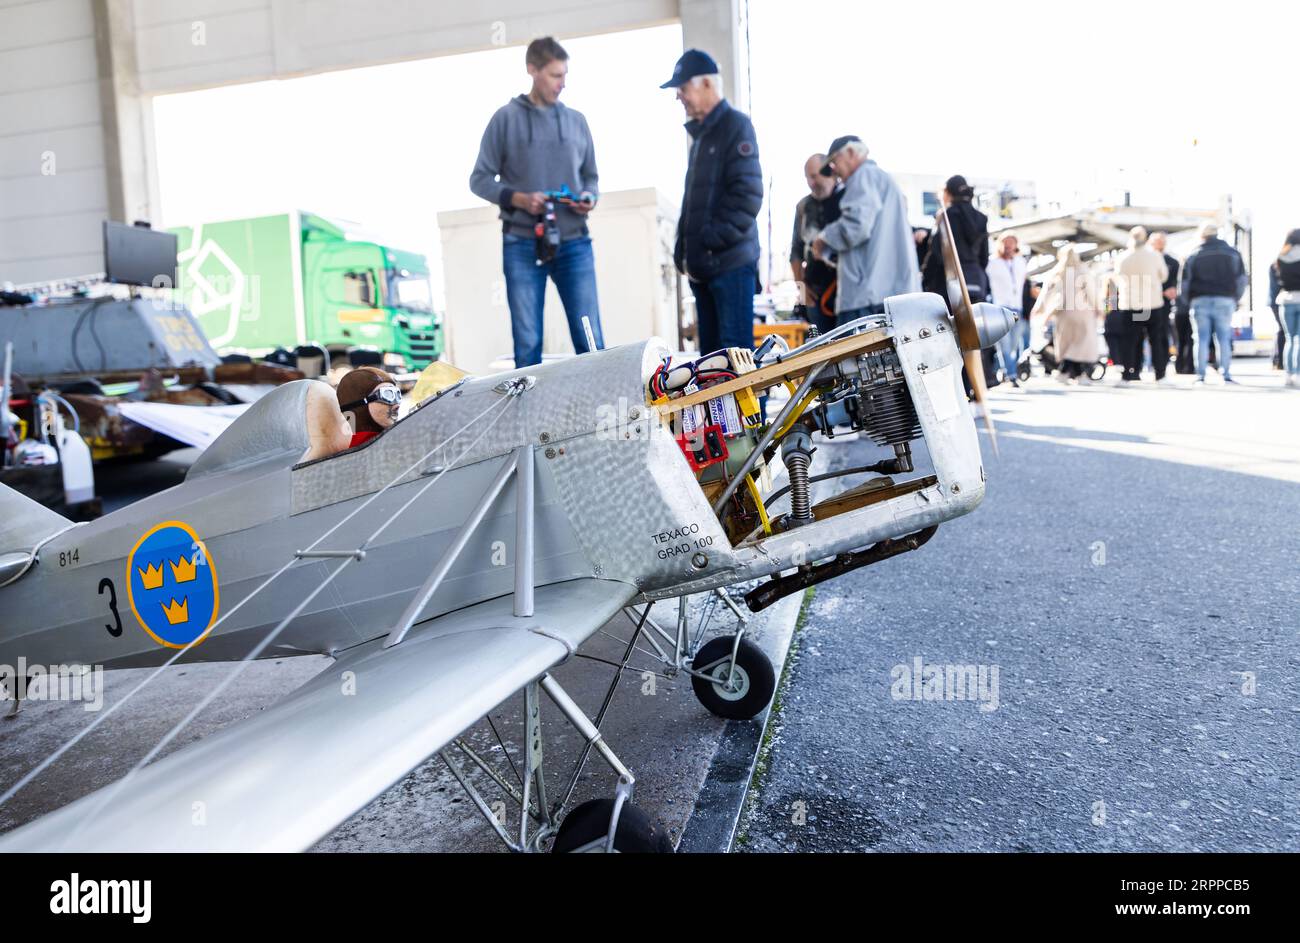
left=934, top=206, right=1000, bottom=456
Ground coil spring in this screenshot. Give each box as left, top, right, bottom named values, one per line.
left=786, top=451, right=813, bottom=523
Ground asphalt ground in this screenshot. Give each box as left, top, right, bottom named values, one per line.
left=737, top=357, right=1300, bottom=852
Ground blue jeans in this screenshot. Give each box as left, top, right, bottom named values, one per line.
left=690, top=265, right=756, bottom=354
left=503, top=234, right=604, bottom=368
left=1282, top=303, right=1300, bottom=376
left=996, top=308, right=1027, bottom=379
left=1191, top=295, right=1235, bottom=379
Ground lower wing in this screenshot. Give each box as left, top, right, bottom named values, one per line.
left=0, top=577, right=637, bottom=852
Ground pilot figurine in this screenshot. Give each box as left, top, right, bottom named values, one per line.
left=337, top=366, right=401, bottom=448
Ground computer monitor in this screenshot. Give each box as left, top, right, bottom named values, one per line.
left=103, top=221, right=178, bottom=288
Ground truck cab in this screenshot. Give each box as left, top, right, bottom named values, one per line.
left=300, top=217, right=440, bottom=369
left=173, top=211, right=443, bottom=372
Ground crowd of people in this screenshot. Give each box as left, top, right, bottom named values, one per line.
left=468, top=37, right=1299, bottom=394
left=796, top=165, right=1297, bottom=391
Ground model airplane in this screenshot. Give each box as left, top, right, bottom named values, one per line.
left=0, top=231, right=1014, bottom=852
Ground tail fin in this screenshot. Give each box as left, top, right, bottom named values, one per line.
left=1, top=481, right=72, bottom=557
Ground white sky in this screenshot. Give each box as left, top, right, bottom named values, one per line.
left=153, top=0, right=1298, bottom=307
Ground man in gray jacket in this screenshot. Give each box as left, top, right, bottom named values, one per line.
left=812, top=136, right=920, bottom=323
left=469, top=36, right=603, bottom=368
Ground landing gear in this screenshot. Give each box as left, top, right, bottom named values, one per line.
left=551, top=795, right=674, bottom=853
left=622, top=595, right=776, bottom=721
left=689, top=635, right=776, bottom=721
left=442, top=671, right=675, bottom=854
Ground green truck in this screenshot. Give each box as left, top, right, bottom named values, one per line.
left=171, top=211, right=442, bottom=369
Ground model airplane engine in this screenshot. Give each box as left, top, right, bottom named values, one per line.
left=646, top=334, right=932, bottom=543
left=800, top=346, right=921, bottom=469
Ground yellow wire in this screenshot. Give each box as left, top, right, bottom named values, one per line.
left=772, top=387, right=821, bottom=443
left=744, top=473, right=772, bottom=535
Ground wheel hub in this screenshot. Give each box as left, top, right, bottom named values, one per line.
left=708, top=662, right=751, bottom=701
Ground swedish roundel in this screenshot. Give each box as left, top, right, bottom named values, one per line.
left=126, top=521, right=220, bottom=648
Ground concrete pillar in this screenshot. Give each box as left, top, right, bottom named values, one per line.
left=92, top=0, right=160, bottom=228
left=679, top=0, right=748, bottom=114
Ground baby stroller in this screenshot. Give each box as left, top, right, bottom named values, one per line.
left=1016, top=321, right=1107, bottom=381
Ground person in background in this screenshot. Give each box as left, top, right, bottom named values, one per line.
left=913, top=227, right=932, bottom=272
left=790, top=152, right=844, bottom=335
left=1274, top=227, right=1300, bottom=387
left=469, top=36, right=603, bottom=369
left=1150, top=231, right=1186, bottom=376
left=1181, top=222, right=1248, bottom=384
left=1032, top=245, right=1101, bottom=382
left=922, top=175, right=990, bottom=303
left=1113, top=226, right=1169, bottom=382
left=663, top=49, right=763, bottom=354
left=1023, top=275, right=1042, bottom=351
left=986, top=232, right=1028, bottom=386
left=923, top=175, right=993, bottom=385
left=1268, top=248, right=1285, bottom=371
left=811, top=136, right=920, bottom=323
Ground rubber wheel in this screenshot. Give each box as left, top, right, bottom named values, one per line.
left=550, top=798, right=674, bottom=853
left=690, top=635, right=776, bottom=720
left=1089, top=360, right=1107, bottom=381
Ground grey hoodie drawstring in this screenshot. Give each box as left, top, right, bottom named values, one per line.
left=518, top=95, right=563, bottom=145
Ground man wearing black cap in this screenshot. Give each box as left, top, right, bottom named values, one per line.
left=811, top=136, right=919, bottom=324
left=662, top=49, right=763, bottom=355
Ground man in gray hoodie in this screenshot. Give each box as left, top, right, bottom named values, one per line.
left=469, top=36, right=603, bottom=368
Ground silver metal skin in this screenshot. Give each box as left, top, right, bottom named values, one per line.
left=0, top=289, right=993, bottom=852
left=514, top=445, right=535, bottom=618
left=0, top=579, right=636, bottom=852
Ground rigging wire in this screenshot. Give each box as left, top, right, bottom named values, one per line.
left=0, top=391, right=513, bottom=813
left=55, top=391, right=522, bottom=849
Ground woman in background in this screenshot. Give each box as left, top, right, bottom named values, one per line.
left=923, top=175, right=994, bottom=389
left=1273, top=228, right=1300, bottom=387
left=922, top=175, right=990, bottom=302
left=1032, top=245, right=1101, bottom=382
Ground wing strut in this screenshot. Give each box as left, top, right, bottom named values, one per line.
left=385, top=442, right=536, bottom=648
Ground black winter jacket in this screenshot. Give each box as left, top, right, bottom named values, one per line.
left=674, top=99, right=763, bottom=282
left=1180, top=237, right=1247, bottom=305
left=921, top=200, right=989, bottom=302
left=1274, top=252, right=1300, bottom=293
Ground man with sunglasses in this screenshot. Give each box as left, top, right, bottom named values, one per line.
left=337, top=366, right=402, bottom=448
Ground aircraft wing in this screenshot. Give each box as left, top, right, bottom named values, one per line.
left=0, top=577, right=637, bottom=852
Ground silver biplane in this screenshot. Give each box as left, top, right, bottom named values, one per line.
left=0, top=220, right=1013, bottom=852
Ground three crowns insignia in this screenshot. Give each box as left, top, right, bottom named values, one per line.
left=137, top=554, right=198, bottom=625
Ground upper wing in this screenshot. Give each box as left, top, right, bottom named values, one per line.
left=0, top=577, right=636, bottom=852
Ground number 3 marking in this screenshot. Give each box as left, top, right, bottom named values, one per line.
left=99, top=578, right=123, bottom=637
